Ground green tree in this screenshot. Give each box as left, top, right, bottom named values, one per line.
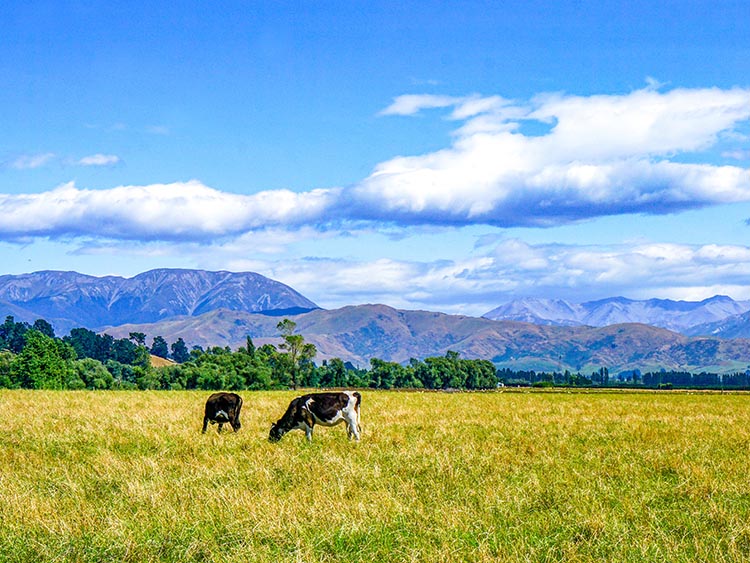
left=73, top=358, right=114, bottom=389
left=369, top=358, right=399, bottom=389
left=129, top=332, right=147, bottom=346
left=0, top=350, right=15, bottom=388
left=111, top=337, right=138, bottom=364
left=11, top=330, right=75, bottom=389
left=105, top=360, right=138, bottom=389
left=170, top=337, right=190, bottom=363
left=318, top=358, right=351, bottom=388
left=277, top=319, right=316, bottom=390
left=132, top=344, right=153, bottom=369
left=243, top=335, right=256, bottom=357
left=0, top=316, right=29, bottom=353
left=150, top=336, right=169, bottom=359
left=32, top=319, right=55, bottom=339
left=65, top=328, right=99, bottom=359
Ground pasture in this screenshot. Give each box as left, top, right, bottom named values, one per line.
left=0, top=389, right=748, bottom=563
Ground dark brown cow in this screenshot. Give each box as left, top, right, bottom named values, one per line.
left=202, top=392, right=243, bottom=433
left=269, top=391, right=361, bottom=442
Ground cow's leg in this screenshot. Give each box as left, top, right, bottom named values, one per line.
left=230, top=410, right=241, bottom=432
left=218, top=423, right=224, bottom=433
left=202, top=416, right=209, bottom=434
left=346, top=416, right=361, bottom=441
left=301, top=409, right=315, bottom=441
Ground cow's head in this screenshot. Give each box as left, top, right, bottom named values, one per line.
left=269, top=422, right=286, bottom=443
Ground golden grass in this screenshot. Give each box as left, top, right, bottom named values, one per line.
left=149, top=355, right=176, bottom=368
left=0, top=389, right=749, bottom=562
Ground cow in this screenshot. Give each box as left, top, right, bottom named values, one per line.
left=202, top=392, right=243, bottom=434
left=269, top=391, right=361, bottom=442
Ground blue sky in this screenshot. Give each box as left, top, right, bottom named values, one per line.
left=2, top=1, right=750, bottom=315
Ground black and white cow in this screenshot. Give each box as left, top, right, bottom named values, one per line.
left=269, top=391, right=361, bottom=442
left=202, top=392, right=243, bottom=433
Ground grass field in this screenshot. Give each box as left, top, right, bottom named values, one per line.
left=0, top=389, right=749, bottom=562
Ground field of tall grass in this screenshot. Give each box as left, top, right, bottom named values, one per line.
left=0, top=389, right=748, bottom=562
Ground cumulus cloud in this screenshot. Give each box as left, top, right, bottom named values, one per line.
left=175, top=238, right=750, bottom=315
left=478, top=239, right=750, bottom=302
left=0, top=180, right=339, bottom=241
left=76, top=154, right=121, bottom=166
left=56, top=226, right=750, bottom=314
left=351, top=86, right=750, bottom=226
left=2, top=85, right=749, bottom=242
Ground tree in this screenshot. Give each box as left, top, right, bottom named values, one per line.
left=65, top=328, right=99, bottom=360
left=11, top=330, right=75, bottom=389
left=317, top=357, right=350, bottom=388
left=170, top=338, right=190, bottom=363
left=111, top=337, right=138, bottom=364
left=129, top=332, right=147, bottom=346
left=243, top=335, right=256, bottom=357
left=0, top=316, right=29, bottom=353
left=150, top=336, right=169, bottom=359
left=368, top=358, right=399, bottom=389
left=277, top=319, right=317, bottom=390
left=0, top=350, right=15, bottom=388
left=32, top=319, right=55, bottom=339
left=73, top=358, right=114, bottom=389
left=464, top=359, right=498, bottom=389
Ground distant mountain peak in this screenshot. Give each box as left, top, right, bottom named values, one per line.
left=0, top=269, right=319, bottom=334
left=484, top=295, right=750, bottom=334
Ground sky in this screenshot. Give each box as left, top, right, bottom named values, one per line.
left=1, top=1, right=750, bottom=316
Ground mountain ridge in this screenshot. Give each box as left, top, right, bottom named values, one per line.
left=3, top=269, right=750, bottom=374
left=483, top=295, right=750, bottom=333
left=101, top=304, right=750, bottom=375
left=0, top=269, right=318, bottom=334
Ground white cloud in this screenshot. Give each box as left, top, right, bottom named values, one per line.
left=0, top=180, right=339, bottom=241
left=9, top=153, right=56, bottom=170
left=48, top=225, right=750, bottom=315
left=201, top=238, right=750, bottom=315
left=261, top=239, right=750, bottom=314
left=353, top=86, right=750, bottom=226
left=2, top=85, right=749, bottom=242
left=723, top=150, right=750, bottom=160
left=77, top=154, right=121, bottom=166
left=378, top=94, right=465, bottom=116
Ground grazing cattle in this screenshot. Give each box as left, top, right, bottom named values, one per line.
left=269, top=391, right=361, bottom=442
left=202, top=392, right=243, bottom=433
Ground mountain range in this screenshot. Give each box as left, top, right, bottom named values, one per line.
left=0, top=269, right=318, bottom=334
left=101, top=305, right=750, bottom=375
left=483, top=296, right=750, bottom=333
left=2, top=269, right=750, bottom=374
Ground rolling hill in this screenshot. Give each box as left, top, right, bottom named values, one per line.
left=3, top=268, right=750, bottom=374
left=101, top=304, right=750, bottom=374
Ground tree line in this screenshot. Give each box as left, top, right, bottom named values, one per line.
left=0, top=316, right=498, bottom=391
left=1, top=315, right=748, bottom=391
left=498, top=367, right=750, bottom=389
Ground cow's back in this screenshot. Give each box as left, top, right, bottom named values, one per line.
left=205, top=392, right=241, bottom=414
